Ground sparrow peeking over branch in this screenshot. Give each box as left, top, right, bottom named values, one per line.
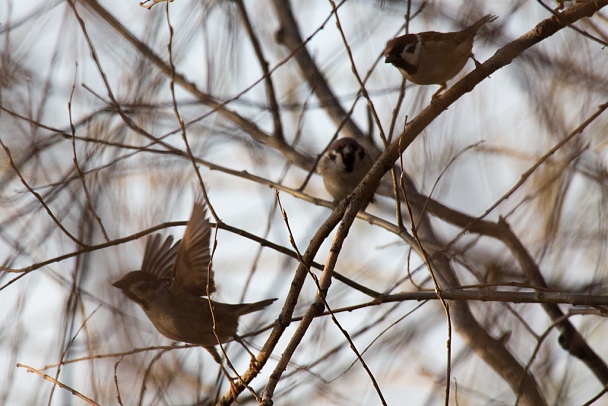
left=384, top=14, right=498, bottom=98
left=318, top=137, right=375, bottom=205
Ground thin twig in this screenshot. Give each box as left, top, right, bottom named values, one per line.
left=16, top=363, right=100, bottom=405
left=400, top=144, right=452, bottom=406
left=0, top=139, right=83, bottom=246
left=263, top=193, right=387, bottom=405
left=68, top=64, right=110, bottom=242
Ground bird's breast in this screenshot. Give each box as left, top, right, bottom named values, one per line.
left=142, top=294, right=238, bottom=346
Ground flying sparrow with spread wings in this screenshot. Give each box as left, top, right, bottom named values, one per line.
left=112, top=197, right=276, bottom=348
left=384, top=14, right=498, bottom=98
left=317, top=137, right=375, bottom=204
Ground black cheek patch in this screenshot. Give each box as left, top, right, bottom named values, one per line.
left=358, top=149, right=365, bottom=161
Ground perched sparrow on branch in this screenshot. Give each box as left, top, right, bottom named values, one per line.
left=384, top=14, right=498, bottom=98
left=112, top=198, right=276, bottom=347
left=317, top=137, right=375, bottom=204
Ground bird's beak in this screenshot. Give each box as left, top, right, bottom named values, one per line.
left=384, top=54, right=397, bottom=64
left=112, top=278, right=127, bottom=289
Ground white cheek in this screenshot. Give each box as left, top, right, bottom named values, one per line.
left=400, top=44, right=420, bottom=67
left=317, top=157, right=330, bottom=175
left=327, top=160, right=344, bottom=177
left=320, top=155, right=344, bottom=177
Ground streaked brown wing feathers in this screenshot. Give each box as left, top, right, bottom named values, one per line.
left=170, top=198, right=215, bottom=296
left=140, top=234, right=178, bottom=280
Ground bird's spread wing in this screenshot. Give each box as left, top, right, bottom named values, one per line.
left=170, top=197, right=216, bottom=296
left=140, top=234, right=178, bottom=280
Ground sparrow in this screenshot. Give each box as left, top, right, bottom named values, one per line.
left=384, top=14, right=498, bottom=98
left=317, top=137, right=375, bottom=204
left=112, top=198, right=277, bottom=348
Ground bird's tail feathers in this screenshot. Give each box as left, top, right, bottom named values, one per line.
left=236, top=298, right=277, bottom=315
left=470, top=14, right=498, bottom=33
